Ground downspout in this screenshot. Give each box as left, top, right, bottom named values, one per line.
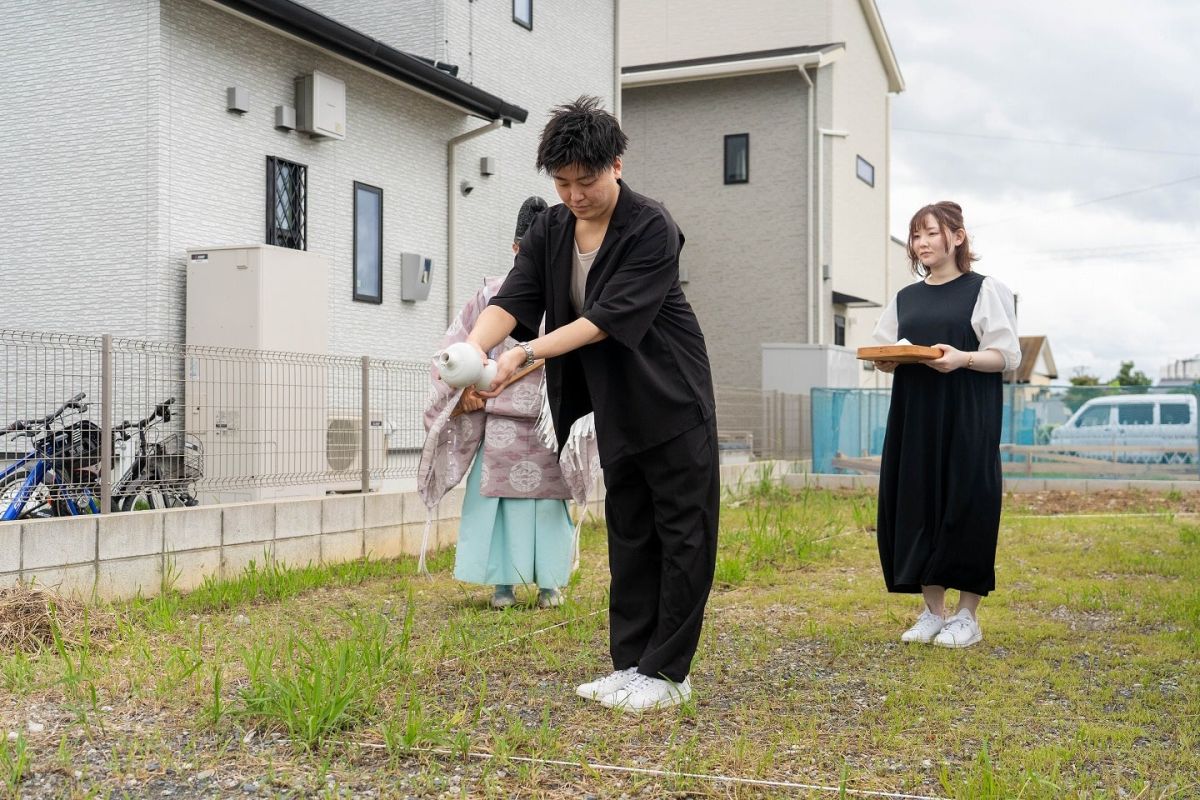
left=613, top=0, right=621, bottom=121
left=817, top=127, right=848, bottom=346
left=447, top=119, right=504, bottom=326
left=798, top=66, right=815, bottom=344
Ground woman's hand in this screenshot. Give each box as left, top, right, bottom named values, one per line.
left=874, top=360, right=898, bottom=374
left=457, top=387, right=485, bottom=413
left=476, top=347, right=525, bottom=398
left=925, top=344, right=969, bottom=373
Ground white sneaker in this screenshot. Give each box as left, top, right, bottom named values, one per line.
left=599, top=674, right=692, bottom=712
left=901, top=606, right=946, bottom=644
left=575, top=667, right=638, bottom=701
left=933, top=609, right=983, bottom=649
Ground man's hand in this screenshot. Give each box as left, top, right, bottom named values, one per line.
left=477, top=347, right=525, bottom=398
left=874, top=360, right=899, bottom=374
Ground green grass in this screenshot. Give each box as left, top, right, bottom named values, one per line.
left=0, top=486, right=1197, bottom=798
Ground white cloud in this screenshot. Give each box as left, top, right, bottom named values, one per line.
left=877, top=0, right=1200, bottom=382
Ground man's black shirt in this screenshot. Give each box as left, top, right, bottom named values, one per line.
left=490, top=180, right=715, bottom=466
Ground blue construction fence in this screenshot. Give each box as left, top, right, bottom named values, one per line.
left=812, top=384, right=1200, bottom=481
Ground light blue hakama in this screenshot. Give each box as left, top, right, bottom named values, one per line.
left=453, top=448, right=574, bottom=589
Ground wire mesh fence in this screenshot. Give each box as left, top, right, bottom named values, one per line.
left=1, top=329, right=429, bottom=518
left=714, top=386, right=812, bottom=462
left=813, top=384, right=1200, bottom=480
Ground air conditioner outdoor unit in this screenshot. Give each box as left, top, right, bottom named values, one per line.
left=325, top=415, right=387, bottom=491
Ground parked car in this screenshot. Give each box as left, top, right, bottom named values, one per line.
left=1049, top=394, right=1198, bottom=463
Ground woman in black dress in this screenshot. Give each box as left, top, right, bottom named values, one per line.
left=872, top=202, right=1020, bottom=648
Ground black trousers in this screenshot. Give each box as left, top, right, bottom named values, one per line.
left=603, top=420, right=719, bottom=683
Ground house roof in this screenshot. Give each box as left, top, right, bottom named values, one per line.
left=207, top=0, right=528, bottom=123
left=1006, top=335, right=1059, bottom=383
left=622, top=43, right=846, bottom=88
left=832, top=290, right=880, bottom=308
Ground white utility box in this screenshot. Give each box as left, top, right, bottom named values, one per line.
left=295, top=71, right=346, bottom=140
left=185, top=245, right=332, bottom=503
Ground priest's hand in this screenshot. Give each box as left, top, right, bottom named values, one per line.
left=457, top=387, right=485, bottom=413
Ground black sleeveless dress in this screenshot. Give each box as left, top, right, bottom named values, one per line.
left=877, top=271, right=1003, bottom=597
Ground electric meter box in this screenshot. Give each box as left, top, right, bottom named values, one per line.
left=400, top=252, right=433, bottom=301
left=295, top=71, right=346, bottom=140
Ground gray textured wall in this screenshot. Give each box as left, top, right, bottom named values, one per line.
left=621, top=71, right=813, bottom=388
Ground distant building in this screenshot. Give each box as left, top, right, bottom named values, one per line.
left=1005, top=336, right=1058, bottom=385
left=1160, top=354, right=1200, bottom=387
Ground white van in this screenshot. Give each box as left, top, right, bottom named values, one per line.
left=1049, top=394, right=1198, bottom=463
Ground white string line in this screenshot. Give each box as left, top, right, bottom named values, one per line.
left=1009, top=511, right=1199, bottom=519
left=439, top=609, right=606, bottom=666
left=354, top=742, right=950, bottom=800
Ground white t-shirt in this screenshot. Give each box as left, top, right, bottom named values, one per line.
left=571, top=241, right=600, bottom=314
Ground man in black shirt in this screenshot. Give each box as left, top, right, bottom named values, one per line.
left=468, top=97, right=718, bottom=712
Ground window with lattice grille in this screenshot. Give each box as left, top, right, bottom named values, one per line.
left=266, top=156, right=307, bottom=250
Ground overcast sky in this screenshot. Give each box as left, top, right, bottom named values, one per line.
left=875, top=0, right=1200, bottom=383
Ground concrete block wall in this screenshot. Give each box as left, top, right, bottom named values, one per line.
left=6, top=464, right=1195, bottom=602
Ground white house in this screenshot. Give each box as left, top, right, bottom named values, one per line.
left=1, top=0, right=617, bottom=362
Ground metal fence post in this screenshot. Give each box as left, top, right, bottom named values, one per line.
left=361, top=355, right=370, bottom=494
left=100, top=334, right=113, bottom=514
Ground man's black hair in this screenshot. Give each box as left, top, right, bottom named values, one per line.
left=536, top=96, right=628, bottom=175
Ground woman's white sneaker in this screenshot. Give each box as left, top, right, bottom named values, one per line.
left=900, top=607, right=945, bottom=644
left=599, top=674, right=692, bottom=712
left=575, top=667, right=638, bottom=701
left=933, top=609, right=983, bottom=648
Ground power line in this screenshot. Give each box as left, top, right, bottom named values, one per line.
left=893, top=127, right=1200, bottom=158
left=973, top=174, right=1200, bottom=228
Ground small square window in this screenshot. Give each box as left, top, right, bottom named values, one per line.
left=856, top=155, right=875, bottom=187
left=724, top=133, right=749, bottom=184
left=353, top=182, right=383, bottom=304
left=513, top=0, right=532, bottom=30
left=266, top=156, right=307, bottom=250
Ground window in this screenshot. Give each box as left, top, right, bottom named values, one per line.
left=353, top=182, right=383, bottom=303
left=1161, top=403, right=1191, bottom=425
left=266, top=156, right=307, bottom=250
left=834, top=314, right=846, bottom=346
left=724, top=134, right=749, bottom=184
left=1076, top=405, right=1113, bottom=428
left=1118, top=404, right=1154, bottom=426
left=856, top=155, right=875, bottom=187
left=513, top=0, right=532, bottom=30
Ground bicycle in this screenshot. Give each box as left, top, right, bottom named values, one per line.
left=0, top=393, right=102, bottom=519
left=111, top=398, right=203, bottom=511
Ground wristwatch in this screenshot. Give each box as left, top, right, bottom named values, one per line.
left=516, top=341, right=536, bottom=369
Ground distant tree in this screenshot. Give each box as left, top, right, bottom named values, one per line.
left=1108, top=360, right=1152, bottom=395
left=1063, top=372, right=1106, bottom=413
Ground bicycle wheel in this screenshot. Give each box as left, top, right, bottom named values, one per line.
left=0, top=470, right=53, bottom=518
left=119, top=487, right=164, bottom=512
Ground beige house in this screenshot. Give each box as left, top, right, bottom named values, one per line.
left=1006, top=336, right=1059, bottom=386
left=619, top=0, right=904, bottom=391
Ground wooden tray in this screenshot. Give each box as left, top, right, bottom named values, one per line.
left=856, top=345, right=942, bottom=363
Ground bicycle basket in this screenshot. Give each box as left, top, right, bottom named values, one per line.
left=152, top=433, right=204, bottom=481
left=49, top=420, right=103, bottom=478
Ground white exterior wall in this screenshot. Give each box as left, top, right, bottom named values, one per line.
left=0, top=0, right=163, bottom=339
left=621, top=0, right=835, bottom=66
left=826, top=0, right=891, bottom=315
left=160, top=0, right=460, bottom=360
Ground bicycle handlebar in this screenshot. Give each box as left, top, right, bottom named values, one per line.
left=2, top=393, right=90, bottom=433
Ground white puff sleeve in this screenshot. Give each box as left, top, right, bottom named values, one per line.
left=871, top=296, right=900, bottom=344
left=973, top=276, right=1021, bottom=371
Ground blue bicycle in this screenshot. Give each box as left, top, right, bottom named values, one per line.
left=0, top=393, right=103, bottom=520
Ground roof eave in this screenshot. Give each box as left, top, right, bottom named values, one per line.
left=203, top=0, right=528, bottom=123
left=621, top=46, right=845, bottom=89
left=858, top=0, right=905, bottom=93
